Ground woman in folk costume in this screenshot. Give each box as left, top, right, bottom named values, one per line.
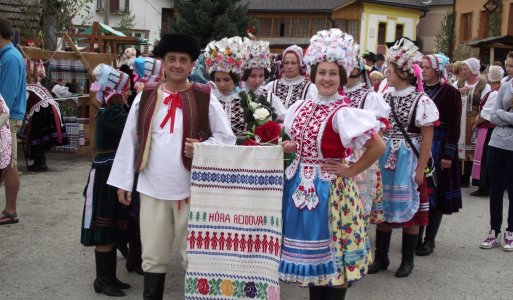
left=24, top=82, right=68, bottom=171
left=416, top=54, right=462, bottom=256
left=264, top=45, right=317, bottom=110
left=344, top=52, right=390, bottom=223
left=0, top=94, right=12, bottom=172
left=452, top=58, right=491, bottom=187
left=133, top=56, right=163, bottom=93
left=81, top=64, right=132, bottom=297
left=240, top=38, right=287, bottom=118
left=471, top=66, right=504, bottom=197
left=368, top=38, right=439, bottom=278
left=204, top=36, right=246, bottom=141
left=280, top=28, right=385, bottom=300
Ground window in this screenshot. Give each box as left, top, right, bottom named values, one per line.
left=395, top=24, right=404, bottom=40
left=460, top=12, right=473, bottom=41
left=479, top=11, right=489, bottom=39
left=96, top=0, right=129, bottom=12
left=256, top=18, right=272, bottom=37
left=311, top=17, right=328, bottom=35
left=273, top=18, right=290, bottom=37
left=292, top=18, right=310, bottom=38
left=508, top=4, right=513, bottom=35
left=377, top=22, right=387, bottom=45
left=334, top=19, right=359, bottom=41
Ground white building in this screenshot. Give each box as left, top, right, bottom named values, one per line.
left=73, top=0, right=174, bottom=47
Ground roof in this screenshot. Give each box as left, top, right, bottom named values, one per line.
left=246, top=0, right=428, bottom=12
left=427, top=0, right=454, bottom=5
left=467, top=35, right=513, bottom=48
left=0, top=1, right=40, bottom=31
left=246, top=0, right=343, bottom=12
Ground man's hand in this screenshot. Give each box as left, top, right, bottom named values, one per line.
left=185, top=138, right=200, bottom=158
left=117, top=189, right=132, bottom=206
left=281, top=140, right=296, bottom=154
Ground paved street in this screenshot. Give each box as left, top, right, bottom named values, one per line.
left=1, top=152, right=512, bottom=299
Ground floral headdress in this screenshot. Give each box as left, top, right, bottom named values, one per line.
left=241, top=38, right=271, bottom=70
left=303, top=28, right=357, bottom=75
left=386, top=37, right=423, bottom=74
left=204, top=36, right=244, bottom=75
left=424, top=53, right=450, bottom=81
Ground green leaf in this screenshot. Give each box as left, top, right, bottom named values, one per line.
left=256, top=282, right=268, bottom=299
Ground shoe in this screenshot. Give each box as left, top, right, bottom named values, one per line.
left=368, top=230, right=392, bottom=274
left=470, top=189, right=489, bottom=197
left=143, top=272, right=166, bottom=300
left=27, top=164, right=48, bottom=172
left=480, top=230, right=500, bottom=249
left=395, top=233, right=418, bottom=278
left=0, top=210, right=19, bottom=225
left=94, top=250, right=126, bottom=297
left=416, top=239, right=435, bottom=256
left=503, top=231, right=513, bottom=252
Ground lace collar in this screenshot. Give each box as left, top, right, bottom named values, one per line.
left=314, top=92, right=343, bottom=104
left=212, top=88, right=240, bottom=103
left=280, top=76, right=305, bottom=86
left=344, top=82, right=366, bottom=94
left=391, top=85, right=416, bottom=97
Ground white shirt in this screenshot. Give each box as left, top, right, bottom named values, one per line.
left=107, top=89, right=236, bottom=200
left=481, top=90, right=498, bottom=121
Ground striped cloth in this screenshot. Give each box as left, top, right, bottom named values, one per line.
left=185, top=144, right=283, bottom=300
left=50, top=59, right=88, bottom=82
left=51, top=116, right=88, bottom=152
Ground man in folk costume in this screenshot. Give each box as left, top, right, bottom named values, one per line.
left=416, top=54, right=462, bottom=256
left=107, top=34, right=236, bottom=299
left=452, top=58, right=491, bottom=187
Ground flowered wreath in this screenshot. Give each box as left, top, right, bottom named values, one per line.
left=204, top=36, right=244, bottom=75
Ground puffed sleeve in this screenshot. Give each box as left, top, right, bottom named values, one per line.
left=481, top=91, right=498, bottom=121
left=333, top=107, right=380, bottom=149
left=362, top=91, right=391, bottom=129
left=415, top=94, right=440, bottom=127
left=283, top=100, right=304, bottom=137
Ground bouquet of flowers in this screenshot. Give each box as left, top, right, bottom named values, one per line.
left=239, top=90, right=281, bottom=146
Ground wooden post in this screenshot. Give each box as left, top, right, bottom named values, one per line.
left=62, top=32, right=94, bottom=81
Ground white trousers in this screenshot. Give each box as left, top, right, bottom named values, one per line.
left=139, top=193, right=189, bottom=273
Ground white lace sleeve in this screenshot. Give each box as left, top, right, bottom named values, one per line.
left=333, top=107, right=380, bottom=149
left=415, top=94, right=440, bottom=127
left=362, top=91, right=391, bottom=128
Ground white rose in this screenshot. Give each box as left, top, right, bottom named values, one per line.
left=253, top=108, right=270, bottom=121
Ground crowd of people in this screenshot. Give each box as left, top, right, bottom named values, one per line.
left=1, top=15, right=513, bottom=300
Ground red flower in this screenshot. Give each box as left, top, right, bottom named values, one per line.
left=197, top=278, right=210, bottom=295
left=345, top=227, right=352, bottom=233
left=241, top=138, right=259, bottom=146
left=255, top=121, right=281, bottom=144
left=348, top=265, right=355, bottom=272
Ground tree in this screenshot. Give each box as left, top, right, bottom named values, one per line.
left=434, top=10, right=455, bottom=59
left=167, top=0, right=255, bottom=47
left=116, top=11, right=137, bottom=36
left=16, top=0, right=93, bottom=49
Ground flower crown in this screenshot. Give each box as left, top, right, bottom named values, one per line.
left=241, top=38, right=270, bottom=70
left=386, top=38, right=423, bottom=74
left=303, top=28, right=357, bottom=75
left=204, top=36, right=244, bottom=75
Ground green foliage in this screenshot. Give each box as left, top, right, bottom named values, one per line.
left=487, top=1, right=502, bottom=37
left=15, top=0, right=93, bottom=48
left=168, top=0, right=255, bottom=47
left=115, top=11, right=137, bottom=35
left=434, top=10, right=455, bottom=58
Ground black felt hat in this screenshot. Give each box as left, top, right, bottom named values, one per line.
left=156, top=33, right=201, bottom=61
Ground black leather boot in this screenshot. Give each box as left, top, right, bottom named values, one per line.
left=126, top=233, right=143, bottom=275
left=109, top=248, right=131, bottom=289
left=309, top=286, right=328, bottom=300
left=417, top=226, right=425, bottom=252
left=396, top=233, right=418, bottom=278
left=143, top=272, right=166, bottom=300
left=94, top=250, right=125, bottom=297
left=327, top=287, right=347, bottom=300
left=28, top=151, right=48, bottom=172
left=416, top=210, right=443, bottom=256
left=368, top=230, right=392, bottom=274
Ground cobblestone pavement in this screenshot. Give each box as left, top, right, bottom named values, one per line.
left=1, top=153, right=512, bottom=299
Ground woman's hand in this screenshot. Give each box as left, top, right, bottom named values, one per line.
left=415, top=168, right=424, bottom=186
left=281, top=140, right=297, bottom=154
left=322, top=160, right=352, bottom=178
left=441, top=158, right=452, bottom=170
